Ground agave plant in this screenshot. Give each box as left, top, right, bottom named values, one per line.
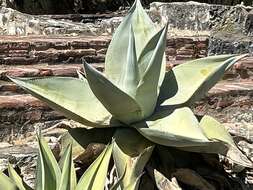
left=0, top=136, right=113, bottom=190
left=9, top=0, right=253, bottom=189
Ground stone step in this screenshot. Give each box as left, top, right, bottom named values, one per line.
left=0, top=63, right=105, bottom=82
left=194, top=80, right=253, bottom=125
left=0, top=36, right=110, bottom=65
left=0, top=56, right=252, bottom=82
left=0, top=80, right=252, bottom=124
left=0, top=36, right=208, bottom=65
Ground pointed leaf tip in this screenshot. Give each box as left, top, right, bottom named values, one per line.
left=135, top=24, right=168, bottom=118
left=9, top=75, right=112, bottom=128
left=118, top=24, right=139, bottom=97
left=159, top=54, right=246, bottom=107
left=105, top=0, right=156, bottom=83
left=76, top=144, right=113, bottom=190
left=83, top=60, right=143, bottom=124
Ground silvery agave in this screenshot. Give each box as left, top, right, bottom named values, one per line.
left=8, top=0, right=252, bottom=189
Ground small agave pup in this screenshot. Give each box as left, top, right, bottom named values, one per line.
left=0, top=136, right=113, bottom=190
left=9, top=0, right=253, bottom=189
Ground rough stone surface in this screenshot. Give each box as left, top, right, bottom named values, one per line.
left=0, top=7, right=108, bottom=36
left=3, top=0, right=253, bottom=14
left=0, top=2, right=250, bottom=38
left=149, top=1, right=214, bottom=36
left=208, top=5, right=253, bottom=54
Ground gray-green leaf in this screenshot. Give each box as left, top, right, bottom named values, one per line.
left=105, top=0, right=157, bottom=83
left=83, top=61, right=143, bottom=124
left=36, top=136, right=61, bottom=190
left=134, top=107, right=209, bottom=147
left=159, top=54, right=247, bottom=106
left=9, top=77, right=113, bottom=128
left=76, top=144, right=113, bottom=190
left=113, top=128, right=154, bottom=190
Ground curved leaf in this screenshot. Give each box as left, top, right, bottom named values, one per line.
left=60, top=127, right=116, bottom=159
left=58, top=144, right=76, bottom=190
left=8, top=164, right=32, bottom=190
left=134, top=107, right=209, bottom=147
left=159, top=54, right=247, bottom=106
left=105, top=0, right=157, bottom=83
left=136, top=24, right=168, bottom=118
left=200, top=116, right=253, bottom=168
left=179, top=116, right=253, bottom=168
left=36, top=136, right=61, bottom=190
left=9, top=77, right=113, bottom=128
left=118, top=25, right=139, bottom=97
left=113, top=128, right=154, bottom=190
left=83, top=61, right=143, bottom=124
left=0, top=172, right=18, bottom=190
left=76, top=144, right=113, bottom=190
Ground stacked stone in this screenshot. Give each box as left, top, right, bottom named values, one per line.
left=166, top=37, right=208, bottom=61
left=0, top=36, right=110, bottom=140
left=0, top=37, right=110, bottom=66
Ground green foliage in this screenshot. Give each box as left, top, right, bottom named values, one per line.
left=9, top=0, right=253, bottom=189
left=0, top=136, right=113, bottom=190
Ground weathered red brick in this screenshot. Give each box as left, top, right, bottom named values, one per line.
left=3, top=57, right=38, bottom=65
left=8, top=50, right=29, bottom=57
left=52, top=41, right=69, bottom=49
left=8, top=42, right=30, bottom=50
left=38, top=69, right=53, bottom=76
left=0, top=42, right=9, bottom=52
left=0, top=95, right=47, bottom=109
left=32, top=41, right=51, bottom=51
left=88, top=39, right=110, bottom=49
left=166, top=48, right=176, bottom=55
left=71, top=41, right=89, bottom=49
left=167, top=39, right=175, bottom=46
left=0, top=68, right=40, bottom=79
left=0, top=82, right=22, bottom=95
left=196, top=42, right=207, bottom=49
left=51, top=66, right=81, bottom=76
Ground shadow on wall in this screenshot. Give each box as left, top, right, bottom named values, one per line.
left=2, top=0, right=253, bottom=14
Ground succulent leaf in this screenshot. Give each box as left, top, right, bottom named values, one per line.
left=177, top=116, right=253, bottom=168
left=36, top=136, right=61, bottom=190
left=109, top=167, right=126, bottom=190
left=60, top=127, right=116, bottom=159
left=0, top=172, right=18, bottom=190
left=113, top=128, right=154, bottom=190
left=58, top=144, right=76, bottom=190
left=199, top=116, right=253, bottom=168
left=158, top=54, right=247, bottom=106
left=105, top=0, right=157, bottom=83
left=8, top=164, right=32, bottom=190
left=83, top=60, right=143, bottom=124
left=76, top=144, right=113, bottom=190
left=118, top=25, right=139, bottom=97
left=135, top=24, right=168, bottom=118
left=134, top=107, right=209, bottom=147
left=9, top=77, right=113, bottom=128
left=200, top=115, right=235, bottom=145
